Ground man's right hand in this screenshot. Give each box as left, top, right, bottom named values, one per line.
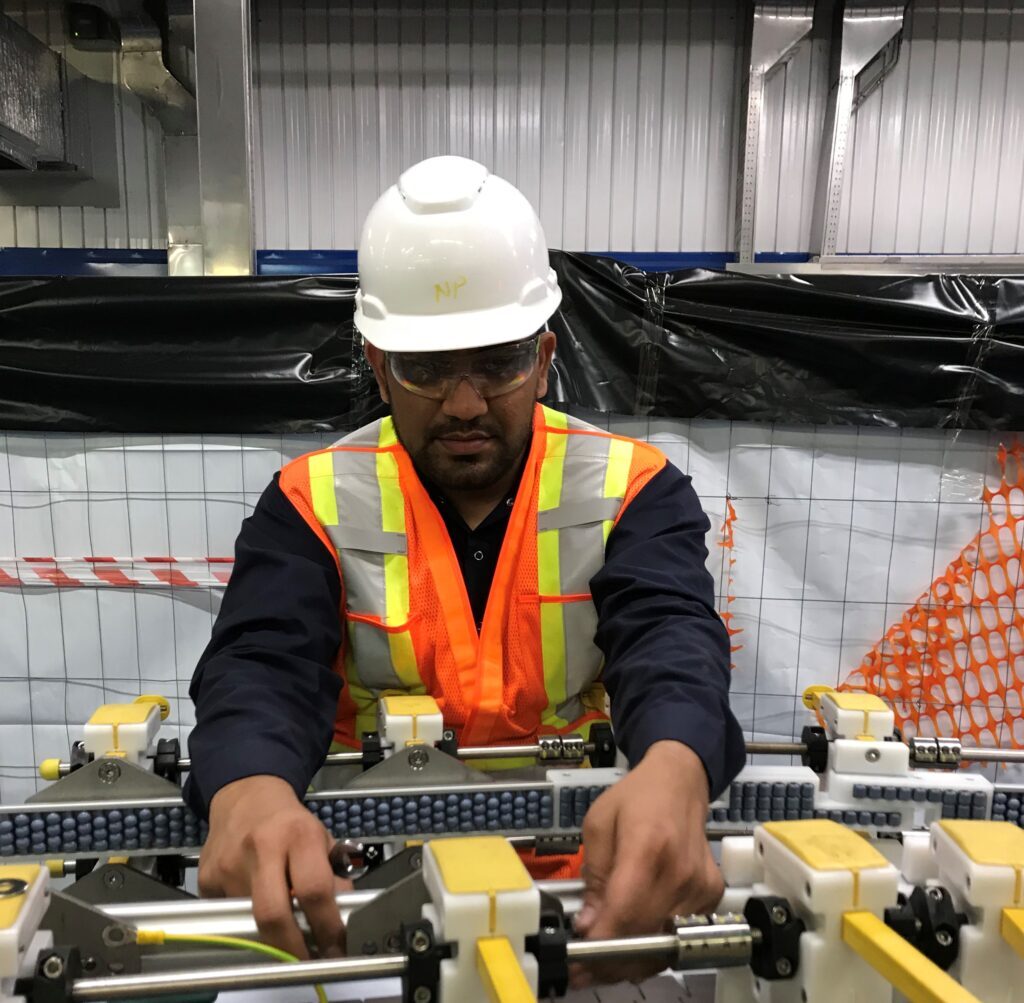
left=198, top=775, right=348, bottom=960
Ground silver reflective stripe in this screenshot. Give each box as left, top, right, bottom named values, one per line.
left=558, top=523, right=607, bottom=596
left=346, top=619, right=405, bottom=692
left=536, top=497, right=621, bottom=531
left=329, top=526, right=407, bottom=555
left=333, top=420, right=385, bottom=448
left=562, top=598, right=602, bottom=709
left=331, top=450, right=387, bottom=618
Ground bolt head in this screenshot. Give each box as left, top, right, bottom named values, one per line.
left=98, top=761, right=122, bottom=784
left=936, top=930, right=953, bottom=947
left=413, top=988, right=432, bottom=1003
left=775, top=958, right=793, bottom=977
left=927, top=887, right=944, bottom=901
left=770, top=905, right=788, bottom=926
left=410, top=930, right=431, bottom=954
left=407, top=748, right=429, bottom=771
left=42, top=955, right=64, bottom=980
left=865, top=748, right=880, bottom=763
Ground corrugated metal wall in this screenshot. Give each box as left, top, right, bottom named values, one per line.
left=838, top=1, right=1024, bottom=255
left=0, top=1, right=166, bottom=250
left=252, top=0, right=745, bottom=253
left=3, top=0, right=1023, bottom=256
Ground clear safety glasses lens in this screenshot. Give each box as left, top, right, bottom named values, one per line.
left=388, top=337, right=540, bottom=400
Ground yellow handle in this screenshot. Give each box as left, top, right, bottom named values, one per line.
left=802, top=685, right=835, bottom=710
left=135, top=694, right=171, bottom=721
left=39, top=758, right=62, bottom=782
left=843, top=911, right=982, bottom=1003
left=476, top=936, right=536, bottom=1003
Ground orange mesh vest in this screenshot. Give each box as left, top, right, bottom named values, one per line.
left=279, top=404, right=666, bottom=752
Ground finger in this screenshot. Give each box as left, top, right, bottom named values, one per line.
left=287, top=838, right=346, bottom=959
left=251, top=847, right=309, bottom=959
left=577, top=799, right=617, bottom=933
left=586, top=845, right=677, bottom=941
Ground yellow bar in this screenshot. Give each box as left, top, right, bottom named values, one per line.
left=842, top=911, right=982, bottom=1003
left=1003, top=908, right=1024, bottom=959
left=476, top=936, right=536, bottom=1003
left=308, top=452, right=339, bottom=526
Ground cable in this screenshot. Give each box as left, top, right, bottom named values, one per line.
left=137, top=930, right=329, bottom=1003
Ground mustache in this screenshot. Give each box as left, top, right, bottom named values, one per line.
left=428, top=420, right=501, bottom=440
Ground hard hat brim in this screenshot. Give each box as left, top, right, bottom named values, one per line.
left=355, top=288, right=562, bottom=353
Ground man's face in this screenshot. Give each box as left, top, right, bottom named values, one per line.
left=365, top=332, right=556, bottom=492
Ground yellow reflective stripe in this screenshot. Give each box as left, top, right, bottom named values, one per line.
left=375, top=434, right=420, bottom=690
left=308, top=452, right=339, bottom=526
left=538, top=418, right=569, bottom=726
left=538, top=430, right=567, bottom=514
left=602, top=438, right=633, bottom=544
left=377, top=416, right=399, bottom=448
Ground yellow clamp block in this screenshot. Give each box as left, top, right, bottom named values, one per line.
left=39, top=758, right=62, bottom=782
left=0, top=865, right=41, bottom=931
left=1003, top=908, right=1024, bottom=959
left=843, top=911, right=981, bottom=1003
left=477, top=936, right=536, bottom=1003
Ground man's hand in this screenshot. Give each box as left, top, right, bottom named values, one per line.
left=198, top=775, right=349, bottom=960
left=575, top=741, right=723, bottom=984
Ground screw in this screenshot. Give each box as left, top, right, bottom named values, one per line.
left=42, top=955, right=64, bottom=980
left=775, top=958, right=793, bottom=977
left=102, top=925, right=127, bottom=947
left=108, top=962, right=124, bottom=975
left=865, top=748, right=881, bottom=763
left=928, top=887, right=944, bottom=902
left=413, top=988, right=432, bottom=1003
left=384, top=932, right=401, bottom=953
left=407, top=748, right=429, bottom=771
left=410, top=930, right=431, bottom=954
left=936, top=930, right=953, bottom=947
left=82, top=957, right=97, bottom=973
left=543, top=926, right=557, bottom=935
left=410, top=851, right=422, bottom=870
left=361, top=941, right=378, bottom=955
left=104, top=870, right=125, bottom=890
left=771, top=905, right=789, bottom=926
left=98, top=761, right=122, bottom=785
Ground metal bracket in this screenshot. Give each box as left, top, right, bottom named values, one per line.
left=347, top=871, right=431, bottom=958
left=64, top=862, right=193, bottom=907
left=809, top=2, right=907, bottom=257
left=42, top=891, right=141, bottom=978
left=26, top=757, right=182, bottom=805
left=346, top=746, right=492, bottom=790
left=736, top=2, right=815, bottom=263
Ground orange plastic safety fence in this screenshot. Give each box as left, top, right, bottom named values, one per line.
left=842, top=443, right=1024, bottom=749
left=718, top=496, right=743, bottom=661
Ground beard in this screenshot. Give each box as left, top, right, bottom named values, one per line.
left=402, top=418, right=532, bottom=493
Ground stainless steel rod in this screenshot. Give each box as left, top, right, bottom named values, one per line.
left=567, top=933, right=679, bottom=961
left=745, top=741, right=806, bottom=756
left=72, top=954, right=407, bottom=1001
left=103, top=880, right=586, bottom=939
left=960, top=746, right=1024, bottom=763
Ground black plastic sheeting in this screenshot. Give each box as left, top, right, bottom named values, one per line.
left=0, top=252, right=1022, bottom=433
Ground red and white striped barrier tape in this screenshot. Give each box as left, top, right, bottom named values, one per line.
left=0, top=557, right=234, bottom=589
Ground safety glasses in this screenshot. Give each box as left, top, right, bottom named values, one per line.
left=388, top=336, right=541, bottom=400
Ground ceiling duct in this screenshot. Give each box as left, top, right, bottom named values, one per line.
left=0, top=13, right=70, bottom=170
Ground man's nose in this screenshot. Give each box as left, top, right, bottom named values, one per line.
left=441, top=376, right=489, bottom=420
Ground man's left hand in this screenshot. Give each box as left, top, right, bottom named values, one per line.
left=574, top=740, right=723, bottom=985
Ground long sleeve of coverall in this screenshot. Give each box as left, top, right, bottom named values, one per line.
left=184, top=462, right=744, bottom=818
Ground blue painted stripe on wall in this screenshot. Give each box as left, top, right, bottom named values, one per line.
left=0, top=247, right=812, bottom=276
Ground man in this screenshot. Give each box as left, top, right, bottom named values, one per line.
left=186, top=155, right=744, bottom=971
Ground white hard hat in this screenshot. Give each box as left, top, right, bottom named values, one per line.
left=354, top=156, right=562, bottom=352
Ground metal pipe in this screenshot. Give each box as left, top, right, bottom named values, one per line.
left=71, top=954, right=407, bottom=1001
left=567, top=920, right=755, bottom=971
left=103, top=881, right=586, bottom=939
left=745, top=741, right=806, bottom=756
left=960, top=747, right=1024, bottom=764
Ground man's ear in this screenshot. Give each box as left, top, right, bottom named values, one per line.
left=364, top=342, right=390, bottom=404
left=535, top=330, right=556, bottom=399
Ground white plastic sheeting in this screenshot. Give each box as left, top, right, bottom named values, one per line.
left=0, top=418, right=1019, bottom=804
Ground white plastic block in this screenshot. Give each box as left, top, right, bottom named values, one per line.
left=377, top=695, right=443, bottom=754
left=720, top=836, right=758, bottom=888
left=830, top=739, right=909, bottom=776
left=82, top=700, right=162, bottom=768
left=0, top=866, right=51, bottom=989
left=819, top=692, right=894, bottom=742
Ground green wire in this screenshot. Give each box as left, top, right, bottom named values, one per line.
left=158, top=933, right=329, bottom=1003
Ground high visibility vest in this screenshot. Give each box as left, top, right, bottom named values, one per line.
left=279, top=404, right=667, bottom=750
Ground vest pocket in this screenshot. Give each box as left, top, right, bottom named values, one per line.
left=344, top=612, right=422, bottom=694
